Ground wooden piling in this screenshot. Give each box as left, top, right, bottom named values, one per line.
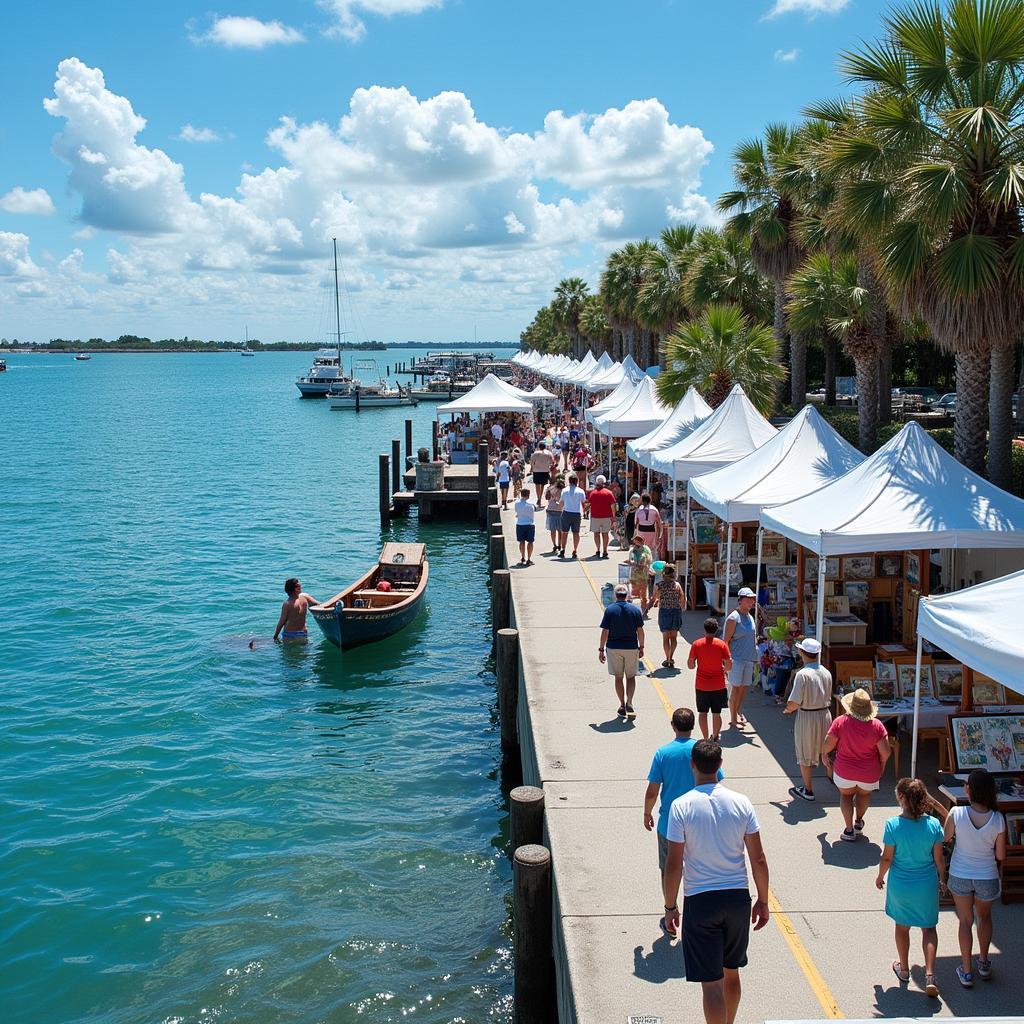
left=509, top=785, right=544, bottom=850
left=405, top=418, right=413, bottom=460
left=492, top=569, right=510, bottom=641
left=477, top=441, right=490, bottom=525
left=488, top=503, right=501, bottom=528
left=432, top=421, right=439, bottom=461
left=490, top=531, right=505, bottom=572
left=391, top=438, right=401, bottom=494
left=355, top=386, right=361, bottom=413
left=496, top=629, right=520, bottom=754
left=513, top=844, right=555, bottom=1024
left=378, top=453, right=389, bottom=528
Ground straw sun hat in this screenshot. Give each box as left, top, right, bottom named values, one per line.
left=841, top=688, right=877, bottom=722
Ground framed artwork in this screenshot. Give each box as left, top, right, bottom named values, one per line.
left=950, top=714, right=1024, bottom=772
left=758, top=582, right=778, bottom=604
left=825, top=557, right=840, bottom=579
left=844, top=581, right=869, bottom=615
left=1006, top=813, right=1024, bottom=846
left=695, top=551, right=715, bottom=574
left=718, top=543, right=746, bottom=563
left=804, top=556, right=818, bottom=580
left=873, top=667, right=897, bottom=701
left=933, top=663, right=964, bottom=702
left=972, top=677, right=1006, bottom=706
left=897, top=661, right=933, bottom=698
left=906, top=552, right=921, bottom=587
left=824, top=595, right=850, bottom=615
left=877, top=554, right=901, bottom=577
left=715, top=561, right=743, bottom=585
left=843, top=556, right=875, bottom=579
left=850, top=677, right=875, bottom=697
left=761, top=539, right=785, bottom=564
left=767, top=565, right=796, bottom=584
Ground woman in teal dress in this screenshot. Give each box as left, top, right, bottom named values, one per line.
left=876, top=778, right=945, bottom=998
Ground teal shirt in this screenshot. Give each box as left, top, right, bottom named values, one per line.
left=883, top=814, right=943, bottom=882
left=648, top=737, right=724, bottom=837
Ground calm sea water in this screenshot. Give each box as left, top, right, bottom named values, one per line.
left=0, top=349, right=516, bottom=1024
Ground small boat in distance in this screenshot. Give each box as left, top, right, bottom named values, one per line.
left=295, top=240, right=355, bottom=397
left=310, top=543, right=428, bottom=649
left=0, top=359, right=7, bottom=373
left=328, top=359, right=418, bottom=408
left=240, top=326, right=255, bottom=356
left=74, top=352, right=91, bottom=361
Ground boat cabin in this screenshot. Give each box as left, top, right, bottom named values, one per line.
left=349, top=543, right=426, bottom=609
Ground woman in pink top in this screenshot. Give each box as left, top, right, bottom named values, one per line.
left=821, top=688, right=891, bottom=844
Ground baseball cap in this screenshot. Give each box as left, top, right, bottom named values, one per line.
left=795, top=637, right=822, bottom=655
left=595, top=474, right=606, bottom=485
left=737, top=587, right=756, bottom=599
left=614, top=583, right=629, bottom=596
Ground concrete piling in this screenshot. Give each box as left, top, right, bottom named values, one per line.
left=477, top=441, right=490, bottom=525
left=496, top=628, right=520, bottom=753
left=405, top=418, right=413, bottom=460
left=509, top=784, right=544, bottom=851
left=378, top=453, right=389, bottom=529
left=491, top=569, right=510, bottom=642
left=490, top=531, right=506, bottom=572
left=513, top=844, right=556, bottom=1024
left=488, top=503, right=501, bottom=528
left=391, top=438, right=401, bottom=495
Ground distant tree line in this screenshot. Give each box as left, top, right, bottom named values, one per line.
left=12, top=336, right=387, bottom=352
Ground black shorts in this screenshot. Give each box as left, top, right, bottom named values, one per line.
left=682, top=889, right=751, bottom=983
left=532, top=471, right=550, bottom=487
left=695, top=688, right=728, bottom=714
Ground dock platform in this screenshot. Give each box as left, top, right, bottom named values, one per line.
left=497, top=511, right=1024, bottom=1023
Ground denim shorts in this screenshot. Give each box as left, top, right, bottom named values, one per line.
left=947, top=873, right=1001, bottom=901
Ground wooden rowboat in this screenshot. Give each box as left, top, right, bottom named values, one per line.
left=309, top=543, right=428, bottom=649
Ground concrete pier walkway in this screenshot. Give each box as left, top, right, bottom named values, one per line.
left=498, top=510, right=1023, bottom=1023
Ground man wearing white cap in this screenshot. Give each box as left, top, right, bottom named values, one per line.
left=585, top=474, right=615, bottom=559
left=723, top=588, right=758, bottom=730
left=783, top=637, right=833, bottom=801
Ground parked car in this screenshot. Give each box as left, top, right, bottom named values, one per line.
left=935, top=393, right=956, bottom=411
left=892, top=386, right=941, bottom=407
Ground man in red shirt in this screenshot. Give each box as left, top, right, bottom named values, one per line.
left=687, top=617, right=733, bottom=741
left=585, top=474, right=616, bottom=559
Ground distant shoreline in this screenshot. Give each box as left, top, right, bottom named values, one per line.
left=0, top=343, right=514, bottom=355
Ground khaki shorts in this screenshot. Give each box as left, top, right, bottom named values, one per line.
left=607, top=648, right=639, bottom=678
left=590, top=517, right=612, bottom=534
left=794, top=709, right=832, bottom=766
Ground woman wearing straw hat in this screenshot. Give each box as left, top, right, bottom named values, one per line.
left=821, top=688, right=892, bottom=842
left=783, top=638, right=832, bottom=802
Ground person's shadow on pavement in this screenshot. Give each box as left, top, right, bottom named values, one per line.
left=816, top=831, right=882, bottom=868
left=633, top=932, right=685, bottom=984
left=589, top=717, right=634, bottom=733
left=872, top=979, right=943, bottom=1018
left=770, top=798, right=827, bottom=825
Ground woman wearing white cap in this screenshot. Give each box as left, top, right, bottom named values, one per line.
left=723, top=588, right=757, bottom=729
left=821, top=688, right=892, bottom=841
left=783, top=638, right=833, bottom=801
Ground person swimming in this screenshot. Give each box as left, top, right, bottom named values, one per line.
left=273, top=577, right=320, bottom=641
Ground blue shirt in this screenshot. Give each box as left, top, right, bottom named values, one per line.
left=648, top=737, right=724, bottom=837
left=599, top=600, right=643, bottom=649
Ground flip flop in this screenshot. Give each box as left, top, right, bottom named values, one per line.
left=892, top=961, right=910, bottom=984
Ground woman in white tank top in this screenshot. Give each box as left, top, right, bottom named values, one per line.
left=942, top=769, right=1007, bottom=988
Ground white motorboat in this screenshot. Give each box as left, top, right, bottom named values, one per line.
left=329, top=360, right=417, bottom=409
left=295, top=240, right=356, bottom=397
left=408, top=373, right=476, bottom=401
left=74, top=352, right=91, bottom=361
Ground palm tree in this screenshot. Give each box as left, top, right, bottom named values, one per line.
left=578, top=294, right=611, bottom=355
left=686, top=227, right=774, bottom=323
left=815, top=0, right=1024, bottom=482
left=600, top=240, right=658, bottom=363
left=787, top=252, right=881, bottom=449
left=635, top=224, right=699, bottom=367
left=656, top=303, right=786, bottom=413
left=520, top=304, right=570, bottom=353
left=552, top=277, right=590, bottom=358
left=718, top=124, right=807, bottom=407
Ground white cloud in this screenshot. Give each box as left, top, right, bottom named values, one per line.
left=0, top=231, right=43, bottom=278
left=318, top=0, right=442, bottom=42
left=0, top=186, right=57, bottom=215
left=177, top=123, right=221, bottom=143
left=195, top=16, right=305, bottom=49
left=26, top=59, right=718, bottom=341
left=774, top=47, right=800, bottom=62
left=766, top=0, right=849, bottom=17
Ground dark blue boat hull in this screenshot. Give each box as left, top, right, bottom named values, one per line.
left=311, top=591, right=424, bottom=649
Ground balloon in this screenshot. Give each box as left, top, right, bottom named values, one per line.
left=652, top=560, right=665, bottom=573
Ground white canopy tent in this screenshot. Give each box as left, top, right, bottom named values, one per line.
left=564, top=351, right=597, bottom=385
left=526, top=383, right=558, bottom=401
left=910, top=570, right=1024, bottom=776
left=548, top=357, right=578, bottom=383
left=584, top=353, right=644, bottom=393
left=436, top=373, right=533, bottom=415
left=627, top=387, right=713, bottom=468
left=688, top=405, right=864, bottom=617
left=584, top=376, right=640, bottom=425
left=762, top=420, right=1024, bottom=642
left=646, top=384, right=777, bottom=605
left=592, top=376, right=671, bottom=478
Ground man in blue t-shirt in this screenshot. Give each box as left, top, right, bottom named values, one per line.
left=644, top=707, right=723, bottom=936
left=598, top=583, right=645, bottom=719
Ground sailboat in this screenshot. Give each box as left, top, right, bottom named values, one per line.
left=294, top=239, right=356, bottom=397
left=240, top=326, right=255, bottom=356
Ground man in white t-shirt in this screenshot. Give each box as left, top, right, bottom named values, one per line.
left=494, top=452, right=512, bottom=509
left=557, top=473, right=586, bottom=559
left=662, top=739, right=770, bottom=1024
left=513, top=487, right=536, bottom=565
left=491, top=420, right=504, bottom=446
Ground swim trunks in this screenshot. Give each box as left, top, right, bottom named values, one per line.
left=282, top=630, right=308, bottom=639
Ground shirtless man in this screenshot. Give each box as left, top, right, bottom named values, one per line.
left=273, top=577, right=320, bottom=641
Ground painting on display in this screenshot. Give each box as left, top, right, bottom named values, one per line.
left=951, top=714, right=1024, bottom=772
left=906, top=552, right=921, bottom=587
left=897, top=662, right=934, bottom=698
left=844, top=581, right=870, bottom=616
left=972, top=676, right=1006, bottom=706
left=803, top=556, right=840, bottom=579
left=824, top=595, right=850, bottom=615
left=933, top=663, right=964, bottom=703
left=850, top=677, right=875, bottom=697
left=695, top=551, right=715, bottom=574
left=877, top=554, right=902, bottom=577
left=843, top=556, right=875, bottom=580
left=767, top=565, right=797, bottom=584
left=718, top=543, right=746, bottom=563
left=760, top=539, right=786, bottom=564
left=873, top=663, right=898, bottom=701
left=690, top=512, right=717, bottom=544
left=715, top=561, right=743, bottom=585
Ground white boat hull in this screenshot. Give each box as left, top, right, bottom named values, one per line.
left=329, top=394, right=417, bottom=409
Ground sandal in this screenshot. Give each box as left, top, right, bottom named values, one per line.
left=925, top=974, right=939, bottom=998
left=977, top=957, right=992, bottom=980
left=891, top=961, right=910, bottom=984
left=662, top=660, right=672, bottom=668
left=854, top=818, right=865, bottom=833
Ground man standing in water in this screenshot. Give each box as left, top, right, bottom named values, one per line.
left=273, top=578, right=320, bottom=641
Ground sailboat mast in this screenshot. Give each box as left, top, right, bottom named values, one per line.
left=333, top=237, right=342, bottom=367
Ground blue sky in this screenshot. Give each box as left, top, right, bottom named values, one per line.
left=0, top=0, right=892, bottom=343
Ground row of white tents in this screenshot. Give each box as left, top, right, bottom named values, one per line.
left=511, top=350, right=1024, bottom=776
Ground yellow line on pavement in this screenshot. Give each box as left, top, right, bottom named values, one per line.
left=576, top=553, right=844, bottom=1019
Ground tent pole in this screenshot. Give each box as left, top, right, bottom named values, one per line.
left=815, top=557, right=826, bottom=642
left=683, top=488, right=691, bottom=609
left=756, top=526, right=764, bottom=616
left=911, top=631, right=924, bottom=779
left=724, top=521, right=733, bottom=619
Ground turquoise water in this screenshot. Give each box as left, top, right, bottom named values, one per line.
left=1, top=350, right=516, bottom=1024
